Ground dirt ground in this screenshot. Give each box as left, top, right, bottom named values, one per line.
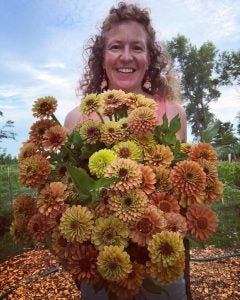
left=0, top=246, right=239, bottom=299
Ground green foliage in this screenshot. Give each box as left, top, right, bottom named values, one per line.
left=167, top=35, right=240, bottom=140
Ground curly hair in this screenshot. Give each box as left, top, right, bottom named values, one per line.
left=79, top=2, right=180, bottom=100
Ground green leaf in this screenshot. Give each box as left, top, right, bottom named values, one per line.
left=162, top=114, right=169, bottom=129
left=201, top=121, right=220, bottom=143
left=90, top=177, right=117, bottom=203
left=142, top=277, right=169, bottom=297
left=66, top=164, right=94, bottom=202
left=169, top=114, right=181, bottom=134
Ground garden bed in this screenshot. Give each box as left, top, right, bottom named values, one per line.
left=0, top=246, right=239, bottom=299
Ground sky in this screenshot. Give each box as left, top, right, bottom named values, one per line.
left=0, top=0, right=240, bottom=157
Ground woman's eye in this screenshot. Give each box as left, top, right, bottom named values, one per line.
left=133, top=46, right=144, bottom=52
left=109, top=45, right=121, bottom=51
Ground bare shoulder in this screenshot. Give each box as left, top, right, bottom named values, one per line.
left=64, top=106, right=82, bottom=132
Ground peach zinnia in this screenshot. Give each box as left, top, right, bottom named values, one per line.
left=128, top=107, right=157, bottom=134
left=129, top=206, right=166, bottom=246
left=169, top=160, right=206, bottom=202
left=29, top=119, right=57, bottom=146
left=18, top=154, right=51, bottom=188
left=144, top=145, right=174, bottom=167
left=186, top=204, right=218, bottom=241
left=204, top=179, right=223, bottom=205
left=37, top=182, right=68, bottom=216
left=27, top=213, right=49, bottom=242
left=150, top=192, right=180, bottom=213
left=105, top=158, right=142, bottom=193
left=139, top=164, right=156, bottom=194
left=32, top=96, right=57, bottom=118
left=154, top=166, right=171, bottom=192
left=42, top=125, right=68, bottom=152
left=164, top=212, right=187, bottom=237
left=189, top=143, right=217, bottom=162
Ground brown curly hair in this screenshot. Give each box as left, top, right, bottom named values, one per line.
left=79, top=2, right=179, bottom=100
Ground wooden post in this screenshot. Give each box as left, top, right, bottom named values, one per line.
left=184, top=238, right=193, bottom=300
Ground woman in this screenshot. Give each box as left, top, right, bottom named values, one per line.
left=64, top=2, right=187, bottom=299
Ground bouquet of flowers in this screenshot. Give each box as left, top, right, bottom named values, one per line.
left=11, top=90, right=223, bottom=297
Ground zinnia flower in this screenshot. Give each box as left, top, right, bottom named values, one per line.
left=164, top=213, right=187, bottom=237
left=18, top=142, right=38, bottom=161
left=79, top=119, right=102, bottom=144
left=97, top=245, right=132, bottom=282
left=47, top=205, right=68, bottom=230
left=146, top=254, right=185, bottom=285
left=148, top=231, right=184, bottom=268
left=154, top=166, right=171, bottom=192
left=109, top=263, right=145, bottom=297
left=128, top=107, right=157, bottom=133
left=13, top=195, right=36, bottom=220
left=169, top=160, right=206, bottom=205
left=150, top=192, right=180, bottom=213
left=108, top=189, right=147, bottom=224
left=112, top=140, right=143, bottom=161
left=100, top=89, right=126, bottom=116
left=91, top=216, right=129, bottom=250
left=131, top=95, right=157, bottom=111
left=29, top=119, right=57, bottom=146
left=198, top=159, right=218, bottom=186
left=32, top=96, right=57, bottom=118
left=59, top=205, right=94, bottom=242
left=18, top=154, right=51, bottom=188
left=180, top=143, right=192, bottom=154
left=66, top=242, right=99, bottom=284
left=10, top=220, right=32, bottom=245
left=126, top=242, right=150, bottom=265
left=42, top=125, right=68, bottom=152
left=80, top=93, right=102, bottom=115
left=139, top=164, right=156, bottom=194
left=186, top=204, right=218, bottom=241
left=105, top=158, right=142, bottom=193
left=100, top=121, right=124, bottom=146
left=27, top=213, right=49, bottom=242
left=204, top=179, right=223, bottom=204
left=131, top=132, right=156, bottom=150
left=51, top=229, right=73, bottom=259
left=37, top=182, right=68, bottom=216
left=189, top=143, right=217, bottom=162
left=129, top=206, right=166, bottom=246
left=92, top=198, right=111, bottom=218
left=144, top=145, right=174, bottom=167
left=88, top=149, right=117, bottom=178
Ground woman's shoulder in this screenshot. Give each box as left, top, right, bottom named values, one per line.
left=64, top=106, right=82, bottom=132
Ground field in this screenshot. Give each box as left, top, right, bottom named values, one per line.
left=0, top=162, right=239, bottom=263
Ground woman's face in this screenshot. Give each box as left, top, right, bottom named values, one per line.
left=103, top=21, right=150, bottom=94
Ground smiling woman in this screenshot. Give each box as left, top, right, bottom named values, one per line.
left=64, top=2, right=187, bottom=299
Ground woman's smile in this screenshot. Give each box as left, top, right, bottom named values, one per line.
left=103, top=21, right=150, bottom=94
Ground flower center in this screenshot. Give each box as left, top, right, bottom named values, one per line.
left=33, top=223, right=39, bottom=232
left=86, top=99, right=94, bottom=107
left=50, top=133, right=61, bottom=144
left=124, top=197, right=132, bottom=207
left=118, top=168, right=128, bottom=177
left=70, top=221, right=80, bottom=230
left=160, top=243, right=173, bottom=255
left=108, top=128, right=115, bottom=134
left=108, top=261, right=118, bottom=270
left=196, top=217, right=208, bottom=230
left=159, top=201, right=171, bottom=213
left=119, top=147, right=130, bottom=158
left=40, top=102, right=50, bottom=112
left=103, top=228, right=116, bottom=241
left=185, top=172, right=194, bottom=181
left=136, top=217, right=153, bottom=234
left=87, top=127, right=97, bottom=137
left=58, top=236, right=68, bottom=247
left=79, top=258, right=90, bottom=271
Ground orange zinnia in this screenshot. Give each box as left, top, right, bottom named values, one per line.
left=186, top=204, right=218, bottom=241
left=188, top=143, right=217, bottom=162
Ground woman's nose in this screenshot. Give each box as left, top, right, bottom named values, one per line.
left=120, top=47, right=133, bottom=62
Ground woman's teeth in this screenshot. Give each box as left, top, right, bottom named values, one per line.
left=116, top=68, right=135, bottom=73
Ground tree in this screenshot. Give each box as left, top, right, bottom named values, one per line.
left=215, top=51, right=240, bottom=85
left=0, top=111, right=16, bottom=154
left=167, top=35, right=220, bottom=140
left=167, top=36, right=240, bottom=140
left=236, top=112, right=240, bottom=136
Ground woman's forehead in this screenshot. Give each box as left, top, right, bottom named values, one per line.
left=104, top=20, right=148, bottom=43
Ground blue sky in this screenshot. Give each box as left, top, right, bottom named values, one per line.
left=0, top=0, right=240, bottom=157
